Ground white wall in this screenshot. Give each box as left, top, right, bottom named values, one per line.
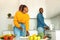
left=51, top=14, right=60, bottom=30
left=45, top=0, right=60, bottom=18
left=19, top=0, right=46, bottom=18
left=0, top=0, right=19, bottom=35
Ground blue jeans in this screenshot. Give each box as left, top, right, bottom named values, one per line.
left=37, top=27, right=44, bottom=39
left=13, top=23, right=26, bottom=37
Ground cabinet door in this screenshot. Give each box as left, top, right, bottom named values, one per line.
left=56, top=30, right=60, bottom=40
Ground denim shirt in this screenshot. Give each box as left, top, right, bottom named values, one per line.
left=37, top=13, right=47, bottom=28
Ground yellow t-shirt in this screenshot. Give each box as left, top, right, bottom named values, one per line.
left=14, top=11, right=29, bottom=31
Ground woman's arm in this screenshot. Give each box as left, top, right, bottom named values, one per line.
left=25, top=15, right=30, bottom=36
left=14, top=12, right=22, bottom=30
left=25, top=15, right=29, bottom=31
left=25, top=20, right=30, bottom=36
left=14, top=13, right=20, bottom=28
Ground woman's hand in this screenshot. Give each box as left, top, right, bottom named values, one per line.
left=18, top=27, right=23, bottom=31
left=26, top=31, right=29, bottom=36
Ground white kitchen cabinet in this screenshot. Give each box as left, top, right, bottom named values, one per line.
left=56, top=30, right=60, bottom=40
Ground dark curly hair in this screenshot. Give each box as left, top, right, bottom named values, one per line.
left=19, top=5, right=27, bottom=12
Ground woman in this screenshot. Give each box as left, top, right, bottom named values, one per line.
left=13, top=5, right=30, bottom=37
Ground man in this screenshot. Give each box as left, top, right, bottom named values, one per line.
left=37, top=8, right=49, bottom=39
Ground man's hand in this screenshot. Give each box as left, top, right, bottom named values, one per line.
left=44, top=26, right=50, bottom=30
left=26, top=31, right=29, bottom=36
